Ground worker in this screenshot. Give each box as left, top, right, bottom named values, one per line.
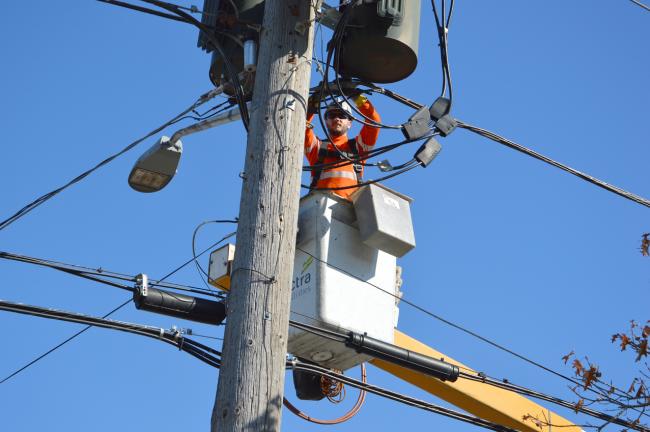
left=304, top=93, right=381, bottom=200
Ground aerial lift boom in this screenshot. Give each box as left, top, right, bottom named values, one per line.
left=371, top=330, right=583, bottom=432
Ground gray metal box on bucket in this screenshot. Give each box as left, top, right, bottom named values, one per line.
left=351, top=184, right=415, bottom=257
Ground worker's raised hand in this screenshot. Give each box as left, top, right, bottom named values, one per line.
left=307, top=94, right=321, bottom=115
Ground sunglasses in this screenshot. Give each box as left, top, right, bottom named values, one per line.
left=326, top=111, right=351, bottom=120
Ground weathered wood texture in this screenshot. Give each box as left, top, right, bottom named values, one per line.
left=211, top=1, right=315, bottom=431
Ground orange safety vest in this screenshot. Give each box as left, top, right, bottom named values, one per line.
left=304, top=100, right=381, bottom=200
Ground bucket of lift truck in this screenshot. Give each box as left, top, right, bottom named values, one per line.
left=287, top=187, right=414, bottom=371
left=207, top=186, right=416, bottom=372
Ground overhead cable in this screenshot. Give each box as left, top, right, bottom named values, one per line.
left=457, top=120, right=650, bottom=208
left=0, top=251, right=223, bottom=298
left=97, top=0, right=190, bottom=23
left=291, top=361, right=517, bottom=432
left=0, top=86, right=224, bottom=232
left=0, top=232, right=233, bottom=383
left=0, top=298, right=132, bottom=384
left=139, top=0, right=251, bottom=130
left=293, top=246, right=593, bottom=389
left=629, top=0, right=650, bottom=12
left=0, top=298, right=528, bottom=432
left=0, top=299, right=221, bottom=369
left=459, top=372, right=649, bottom=432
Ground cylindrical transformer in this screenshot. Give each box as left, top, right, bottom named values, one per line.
left=133, top=287, right=226, bottom=326
left=206, top=0, right=264, bottom=92
left=337, top=1, right=421, bottom=83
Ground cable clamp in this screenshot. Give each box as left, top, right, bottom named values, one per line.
left=429, top=97, right=457, bottom=137
left=135, top=273, right=148, bottom=297
left=401, top=106, right=432, bottom=140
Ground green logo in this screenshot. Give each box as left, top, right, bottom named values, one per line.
left=301, top=256, right=313, bottom=274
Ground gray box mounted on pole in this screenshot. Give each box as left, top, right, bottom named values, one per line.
left=351, top=184, right=416, bottom=257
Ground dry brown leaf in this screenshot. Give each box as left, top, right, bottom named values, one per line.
left=574, top=398, right=585, bottom=413
left=562, top=350, right=575, bottom=364
left=583, top=365, right=600, bottom=389
left=573, top=359, right=584, bottom=376
left=620, top=334, right=631, bottom=351
left=522, top=414, right=544, bottom=430
left=641, top=233, right=650, bottom=256
left=636, top=339, right=648, bottom=362
left=643, top=325, right=650, bottom=339
left=628, top=379, right=637, bottom=394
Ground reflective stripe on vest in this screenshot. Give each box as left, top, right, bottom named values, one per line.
left=319, top=170, right=357, bottom=181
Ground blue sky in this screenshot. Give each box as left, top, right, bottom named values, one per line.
left=1, top=1, right=648, bottom=431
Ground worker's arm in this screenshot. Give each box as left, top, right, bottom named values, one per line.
left=304, top=113, right=319, bottom=163
left=355, top=95, right=381, bottom=155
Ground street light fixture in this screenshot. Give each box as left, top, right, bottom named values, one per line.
left=128, top=101, right=246, bottom=193
left=128, top=136, right=182, bottom=193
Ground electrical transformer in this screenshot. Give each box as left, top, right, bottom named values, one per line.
left=337, top=0, right=422, bottom=83
left=197, top=0, right=264, bottom=92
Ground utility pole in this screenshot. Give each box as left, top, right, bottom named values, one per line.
left=211, top=1, right=315, bottom=430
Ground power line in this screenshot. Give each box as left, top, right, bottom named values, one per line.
left=190, top=219, right=238, bottom=289
left=0, top=298, right=132, bottom=385
left=459, top=371, right=649, bottom=432
left=290, top=360, right=518, bottom=432
left=294, top=245, right=650, bottom=418
left=0, top=232, right=233, bottom=384
left=0, top=299, right=221, bottom=369
left=294, top=246, right=592, bottom=388
left=457, top=120, right=650, bottom=208
left=139, top=0, right=251, bottom=130
left=0, top=87, right=224, bottom=232
left=0, top=251, right=223, bottom=298
left=629, top=0, right=650, bottom=12
left=0, top=297, right=537, bottom=432
left=4, top=295, right=512, bottom=432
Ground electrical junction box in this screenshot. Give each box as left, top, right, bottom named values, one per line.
left=350, top=184, right=415, bottom=258
left=288, top=191, right=413, bottom=371
left=208, top=243, right=236, bottom=291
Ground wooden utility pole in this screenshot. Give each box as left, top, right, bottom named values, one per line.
left=211, top=1, right=315, bottom=430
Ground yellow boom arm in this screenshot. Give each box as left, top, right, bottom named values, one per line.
left=370, top=330, right=583, bottom=432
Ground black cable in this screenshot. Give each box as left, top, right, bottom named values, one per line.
left=290, top=361, right=517, bottom=432
left=320, top=5, right=402, bottom=131
left=191, top=220, right=238, bottom=287
left=302, top=132, right=437, bottom=173
left=288, top=319, right=349, bottom=344
left=457, top=120, right=650, bottom=209
left=0, top=251, right=223, bottom=298
left=296, top=245, right=650, bottom=419
left=0, top=233, right=233, bottom=384
left=431, top=0, right=454, bottom=107
left=302, top=160, right=421, bottom=192
left=0, top=298, right=132, bottom=384
left=629, top=0, right=650, bottom=12
left=292, top=313, right=649, bottom=430
left=0, top=299, right=221, bottom=369
left=459, top=372, right=649, bottom=432
left=0, top=87, right=222, bottom=232
left=139, top=0, right=251, bottom=131
left=97, top=0, right=190, bottom=23
left=170, top=100, right=235, bottom=125
left=292, top=246, right=590, bottom=390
